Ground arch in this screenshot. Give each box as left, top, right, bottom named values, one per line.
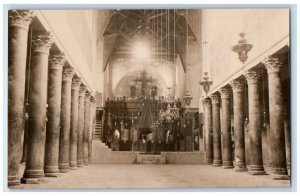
left=114, top=70, right=169, bottom=98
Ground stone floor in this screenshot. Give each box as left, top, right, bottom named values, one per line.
left=12, top=163, right=290, bottom=189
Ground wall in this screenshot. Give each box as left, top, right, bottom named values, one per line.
left=184, top=10, right=203, bottom=109
left=38, top=10, right=112, bottom=95
left=202, top=9, right=289, bottom=91
left=175, top=55, right=186, bottom=99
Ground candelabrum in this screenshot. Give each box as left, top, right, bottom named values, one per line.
left=183, top=90, right=193, bottom=110
left=199, top=72, right=213, bottom=96
left=232, top=33, right=253, bottom=64
left=158, top=103, right=179, bottom=123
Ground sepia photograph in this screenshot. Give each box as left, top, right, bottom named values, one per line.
left=4, top=3, right=295, bottom=191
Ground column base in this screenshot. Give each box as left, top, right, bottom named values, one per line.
left=272, top=167, right=289, bottom=180
left=23, top=169, right=44, bottom=179
left=8, top=184, right=24, bottom=189
left=234, top=166, right=248, bottom=172
left=21, top=177, right=48, bottom=184
left=222, top=161, right=233, bottom=169
left=212, top=159, right=222, bottom=167
left=8, top=176, right=21, bottom=186
left=70, top=166, right=78, bottom=170
left=222, top=165, right=234, bottom=169
left=70, top=161, right=77, bottom=169
left=273, top=174, right=290, bottom=180
left=77, top=160, right=83, bottom=167
left=234, top=162, right=248, bottom=172
left=59, top=163, right=70, bottom=173
left=44, top=166, right=60, bottom=177
left=44, top=165, right=59, bottom=174
left=45, top=173, right=61, bottom=177
left=207, top=159, right=213, bottom=165
left=83, top=159, right=89, bottom=166
left=249, top=165, right=267, bottom=175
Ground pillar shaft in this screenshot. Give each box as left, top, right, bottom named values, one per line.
left=88, top=97, right=95, bottom=163
left=77, top=85, right=86, bottom=167
left=265, top=57, right=289, bottom=179
left=21, top=122, right=29, bottom=163
left=83, top=92, right=91, bottom=165
left=8, top=10, right=34, bottom=186
left=44, top=53, right=65, bottom=176
left=245, top=70, right=266, bottom=175
left=202, top=98, right=213, bottom=164
left=58, top=66, right=74, bottom=173
left=219, top=88, right=233, bottom=168
left=69, top=76, right=81, bottom=169
left=210, top=94, right=222, bottom=166
left=23, top=32, right=54, bottom=180
left=284, top=118, right=291, bottom=169
left=230, top=79, right=247, bottom=172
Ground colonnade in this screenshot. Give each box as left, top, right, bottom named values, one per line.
left=202, top=59, right=290, bottom=180
left=8, top=10, right=96, bottom=186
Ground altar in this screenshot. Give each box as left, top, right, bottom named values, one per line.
left=102, top=70, right=199, bottom=153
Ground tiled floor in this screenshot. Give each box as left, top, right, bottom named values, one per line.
left=12, top=163, right=290, bottom=189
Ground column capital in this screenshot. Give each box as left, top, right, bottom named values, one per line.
left=49, top=52, right=66, bottom=70
left=32, top=32, right=54, bottom=54
left=264, top=56, right=282, bottom=74
left=85, top=91, right=91, bottom=102
left=79, top=84, right=86, bottom=97
left=202, top=97, right=211, bottom=106
left=62, top=66, right=74, bottom=82
left=219, top=87, right=230, bottom=99
left=244, top=70, right=260, bottom=84
left=71, top=75, right=81, bottom=90
left=210, top=93, right=220, bottom=104
left=8, top=10, right=35, bottom=30
left=230, top=79, right=245, bottom=93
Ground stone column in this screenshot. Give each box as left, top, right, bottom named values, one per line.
left=284, top=106, right=291, bottom=169
left=83, top=91, right=91, bottom=165
left=202, top=98, right=213, bottom=164
left=44, top=53, right=65, bottom=177
left=88, top=96, right=95, bottom=163
left=219, top=87, right=233, bottom=169
left=264, top=57, right=289, bottom=180
left=77, top=84, right=86, bottom=167
left=21, top=119, right=29, bottom=163
left=245, top=70, right=266, bottom=175
left=230, top=79, right=247, bottom=172
left=22, top=32, right=54, bottom=182
left=69, top=75, right=81, bottom=169
left=210, top=93, right=222, bottom=167
left=8, top=10, right=34, bottom=186
left=58, top=66, right=74, bottom=173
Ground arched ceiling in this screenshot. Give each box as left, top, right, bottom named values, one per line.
left=101, top=9, right=198, bottom=71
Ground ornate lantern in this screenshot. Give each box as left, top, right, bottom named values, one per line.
left=183, top=90, right=193, bottom=109
left=199, top=72, right=213, bottom=95
left=232, top=33, right=253, bottom=64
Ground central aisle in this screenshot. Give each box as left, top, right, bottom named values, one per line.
left=16, top=164, right=290, bottom=189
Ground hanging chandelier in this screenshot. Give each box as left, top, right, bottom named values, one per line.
left=183, top=90, right=193, bottom=109
left=232, top=33, right=253, bottom=64
left=199, top=72, right=213, bottom=95
left=158, top=102, right=179, bottom=123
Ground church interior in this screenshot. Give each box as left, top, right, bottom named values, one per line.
left=7, top=8, right=291, bottom=188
